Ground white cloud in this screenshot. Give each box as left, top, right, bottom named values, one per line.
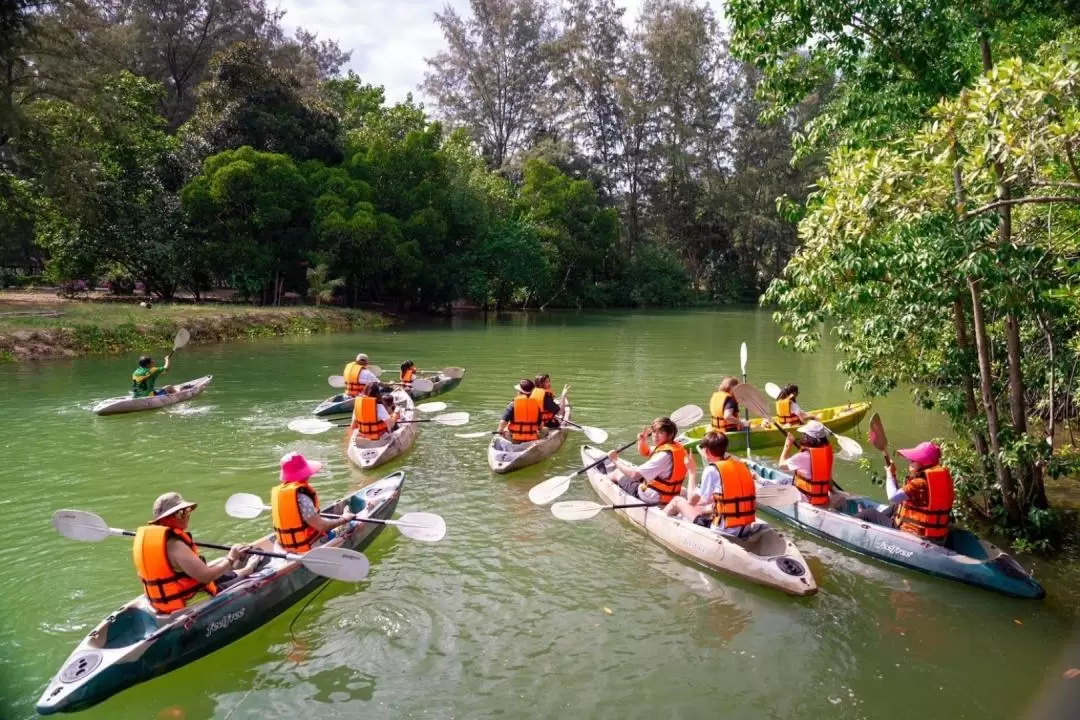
left=274, top=0, right=726, bottom=104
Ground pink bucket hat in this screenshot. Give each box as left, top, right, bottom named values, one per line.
left=897, top=441, right=941, bottom=466
left=280, top=452, right=323, bottom=483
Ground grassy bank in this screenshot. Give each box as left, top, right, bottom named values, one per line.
left=0, top=294, right=388, bottom=362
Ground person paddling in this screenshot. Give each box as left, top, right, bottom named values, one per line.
left=778, top=420, right=837, bottom=507
left=133, top=493, right=256, bottom=614
left=132, top=354, right=176, bottom=398
left=342, top=353, right=378, bottom=398
left=350, top=383, right=399, bottom=441
left=531, top=374, right=569, bottom=429
left=665, top=431, right=757, bottom=537
left=271, top=452, right=358, bottom=553
left=498, top=379, right=542, bottom=443
left=606, top=417, right=691, bottom=506
left=710, top=376, right=747, bottom=433
left=400, top=360, right=417, bottom=385
left=855, top=441, right=954, bottom=543
left=775, top=384, right=812, bottom=426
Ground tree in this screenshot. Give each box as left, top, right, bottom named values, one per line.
left=306, top=263, right=344, bottom=306
left=423, top=0, right=556, bottom=168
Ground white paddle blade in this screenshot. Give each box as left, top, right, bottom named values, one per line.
left=582, top=425, right=609, bottom=444
left=670, top=404, right=704, bottom=428
left=755, top=484, right=802, bottom=508
left=173, top=328, right=190, bottom=350
left=455, top=431, right=493, bottom=439
left=409, top=378, right=434, bottom=393
left=225, top=493, right=268, bottom=520
left=369, top=365, right=383, bottom=376
left=528, top=475, right=573, bottom=505
left=764, top=382, right=782, bottom=399
left=551, top=501, right=606, bottom=521
left=834, top=433, right=864, bottom=457
left=394, top=512, right=447, bottom=542
left=740, top=342, right=747, bottom=374
left=415, top=401, right=447, bottom=413
left=328, top=375, right=346, bottom=388
left=434, top=412, right=469, bottom=426
left=288, top=418, right=337, bottom=435
left=52, top=510, right=113, bottom=542
left=292, top=546, right=370, bottom=582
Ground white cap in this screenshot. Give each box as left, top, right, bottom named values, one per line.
left=356, top=353, right=368, bottom=363
left=798, top=420, right=827, bottom=438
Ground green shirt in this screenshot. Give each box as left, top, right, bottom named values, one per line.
left=132, top=366, right=164, bottom=397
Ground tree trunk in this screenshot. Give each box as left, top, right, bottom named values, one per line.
left=953, top=298, right=990, bottom=460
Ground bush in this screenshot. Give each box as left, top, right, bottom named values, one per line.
left=626, top=243, right=692, bottom=307
left=104, top=268, right=137, bottom=296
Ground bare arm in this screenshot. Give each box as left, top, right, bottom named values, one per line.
left=169, top=540, right=244, bottom=585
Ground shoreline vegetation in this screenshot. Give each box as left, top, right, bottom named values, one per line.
left=0, top=292, right=388, bottom=363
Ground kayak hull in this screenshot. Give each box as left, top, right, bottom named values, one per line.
left=346, top=390, right=418, bottom=470
left=581, top=446, right=817, bottom=596
left=36, top=473, right=403, bottom=715
left=678, top=401, right=871, bottom=451
left=487, top=404, right=570, bottom=474
left=748, top=460, right=1045, bottom=599
left=92, top=376, right=213, bottom=416
left=313, top=368, right=465, bottom=416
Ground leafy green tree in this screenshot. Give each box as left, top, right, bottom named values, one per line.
left=306, top=262, right=344, bottom=306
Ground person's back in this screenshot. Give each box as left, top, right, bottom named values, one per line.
left=896, top=465, right=954, bottom=542
left=499, top=379, right=541, bottom=443
left=343, top=353, right=377, bottom=398
left=780, top=421, right=834, bottom=506
left=709, top=377, right=743, bottom=432
left=271, top=452, right=356, bottom=552
left=132, top=355, right=168, bottom=397
left=709, top=454, right=757, bottom=535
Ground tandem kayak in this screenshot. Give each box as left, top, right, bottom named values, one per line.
left=747, top=460, right=1045, bottom=599
left=37, top=472, right=404, bottom=715
left=346, top=390, right=418, bottom=470
left=91, top=376, right=213, bottom=416
left=313, top=367, right=466, bottom=416
left=487, top=403, right=571, bottom=474
left=580, top=446, right=817, bottom=596
left=678, top=401, right=871, bottom=451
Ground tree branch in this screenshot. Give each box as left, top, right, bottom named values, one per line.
left=963, top=196, right=1080, bottom=219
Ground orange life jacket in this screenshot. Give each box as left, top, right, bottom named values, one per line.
left=711, top=458, right=757, bottom=529
left=508, top=395, right=541, bottom=442
left=794, top=445, right=834, bottom=506
left=343, top=362, right=367, bottom=397
left=710, top=391, right=741, bottom=432
left=646, top=442, right=687, bottom=504
left=897, top=466, right=954, bottom=540
left=776, top=397, right=800, bottom=425
left=401, top=367, right=416, bottom=383
left=354, top=396, right=389, bottom=440
left=530, top=387, right=556, bottom=424
left=133, top=525, right=218, bottom=613
left=271, top=482, right=321, bottom=552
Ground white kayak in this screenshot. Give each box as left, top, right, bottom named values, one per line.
left=488, top=403, right=571, bottom=474
left=92, top=376, right=213, bottom=416
left=346, top=390, right=418, bottom=470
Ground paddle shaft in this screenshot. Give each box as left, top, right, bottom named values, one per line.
left=112, top=528, right=293, bottom=561
left=609, top=502, right=660, bottom=511
left=327, top=418, right=443, bottom=429
left=574, top=440, right=636, bottom=477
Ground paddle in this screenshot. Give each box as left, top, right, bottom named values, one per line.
left=224, top=493, right=446, bottom=542
left=171, top=328, right=190, bottom=353
left=550, top=483, right=804, bottom=521
left=763, top=382, right=864, bottom=457
left=740, top=342, right=751, bottom=458
left=455, top=430, right=497, bottom=439
left=51, top=509, right=370, bottom=583
left=288, top=411, right=470, bottom=435
left=868, top=412, right=888, bottom=453
left=328, top=365, right=387, bottom=387
left=527, top=403, right=704, bottom=506
left=454, top=419, right=607, bottom=443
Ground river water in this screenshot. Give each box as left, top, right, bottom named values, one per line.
left=2, top=309, right=1079, bottom=719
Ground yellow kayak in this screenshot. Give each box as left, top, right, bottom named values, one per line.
left=677, top=402, right=871, bottom=451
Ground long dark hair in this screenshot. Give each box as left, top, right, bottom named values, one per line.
left=777, top=384, right=799, bottom=400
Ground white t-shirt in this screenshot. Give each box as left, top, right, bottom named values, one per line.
left=695, top=464, right=721, bottom=504
left=376, top=404, right=390, bottom=422
left=359, top=369, right=379, bottom=386
left=781, top=450, right=812, bottom=478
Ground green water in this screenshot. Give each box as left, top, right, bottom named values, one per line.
left=2, top=310, right=1079, bottom=719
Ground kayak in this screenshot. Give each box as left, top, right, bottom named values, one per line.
left=747, top=460, right=1045, bottom=599
left=581, top=446, right=817, bottom=596
left=92, top=376, right=213, bottom=416
left=36, top=472, right=404, bottom=715
left=678, top=401, right=871, bottom=451
left=313, top=367, right=466, bottom=416
left=346, top=390, right=417, bottom=470
left=487, top=403, right=571, bottom=474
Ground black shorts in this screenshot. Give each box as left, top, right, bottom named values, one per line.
left=694, top=514, right=714, bottom=528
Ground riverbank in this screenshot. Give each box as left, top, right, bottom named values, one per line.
left=0, top=293, right=389, bottom=362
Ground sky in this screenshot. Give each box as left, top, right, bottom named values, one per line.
left=275, top=0, right=725, bottom=104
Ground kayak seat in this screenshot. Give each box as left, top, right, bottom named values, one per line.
left=100, top=606, right=160, bottom=649
left=729, top=525, right=788, bottom=557
left=945, top=529, right=991, bottom=561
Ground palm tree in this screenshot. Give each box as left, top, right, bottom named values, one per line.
left=306, top=264, right=345, bottom=307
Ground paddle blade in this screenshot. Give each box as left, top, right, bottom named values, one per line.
left=295, top=546, right=370, bottom=582
left=415, top=401, right=447, bottom=413
left=395, top=512, right=447, bottom=542
left=288, top=418, right=337, bottom=435
left=409, top=378, right=434, bottom=393
left=369, top=365, right=383, bottom=376
left=833, top=433, right=864, bottom=458
left=551, top=501, right=606, bottom=521
left=455, top=431, right=494, bottom=439
left=434, top=412, right=469, bottom=426
left=732, top=383, right=773, bottom=421
left=225, top=493, right=267, bottom=520
left=528, top=475, right=573, bottom=505
left=670, top=404, right=704, bottom=428
left=52, top=510, right=112, bottom=542
left=764, top=382, right=782, bottom=399
left=582, top=425, right=609, bottom=444
left=868, top=412, right=888, bottom=452
left=328, top=375, right=345, bottom=388
left=755, top=484, right=802, bottom=508
left=740, top=342, right=747, bottom=375
left=172, top=328, right=190, bottom=351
